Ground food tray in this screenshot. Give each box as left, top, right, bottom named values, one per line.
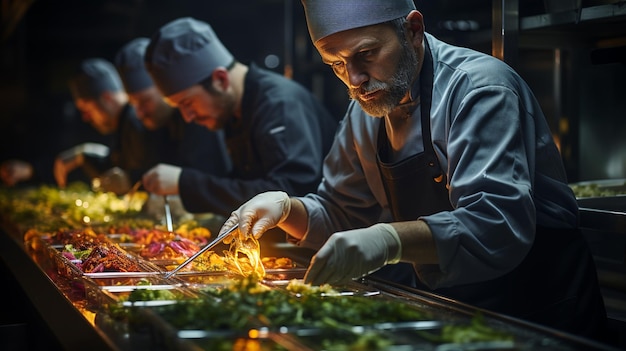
left=48, top=244, right=161, bottom=276
left=96, top=275, right=604, bottom=351
left=570, top=178, right=626, bottom=199
left=167, top=271, right=242, bottom=289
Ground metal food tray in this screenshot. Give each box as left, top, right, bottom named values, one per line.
left=49, top=244, right=162, bottom=276
left=570, top=179, right=626, bottom=199
left=569, top=180, right=626, bottom=240
left=82, top=273, right=190, bottom=309
left=91, top=269, right=613, bottom=351
left=23, top=232, right=617, bottom=351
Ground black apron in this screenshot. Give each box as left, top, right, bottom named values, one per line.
left=374, top=40, right=608, bottom=341
left=373, top=40, right=452, bottom=287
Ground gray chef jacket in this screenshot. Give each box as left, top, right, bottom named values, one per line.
left=296, top=33, right=579, bottom=290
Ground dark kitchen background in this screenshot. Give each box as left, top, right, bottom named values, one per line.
left=1, top=0, right=625, bottom=182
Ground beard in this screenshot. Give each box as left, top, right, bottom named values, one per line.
left=348, top=37, right=419, bottom=117
left=205, top=91, right=236, bottom=131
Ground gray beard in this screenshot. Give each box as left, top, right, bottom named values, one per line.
left=349, top=40, right=419, bottom=117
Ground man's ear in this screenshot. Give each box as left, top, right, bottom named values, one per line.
left=406, top=10, right=424, bottom=46
left=211, top=67, right=230, bottom=92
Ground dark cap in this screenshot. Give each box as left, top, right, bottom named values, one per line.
left=145, top=17, right=234, bottom=96
left=68, top=58, right=124, bottom=100
left=301, top=0, right=415, bottom=43
left=114, top=37, right=154, bottom=93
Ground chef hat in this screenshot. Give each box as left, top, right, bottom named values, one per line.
left=68, top=58, right=124, bottom=100
left=301, top=0, right=416, bottom=43
left=145, top=17, right=234, bottom=96
left=114, top=37, right=154, bottom=93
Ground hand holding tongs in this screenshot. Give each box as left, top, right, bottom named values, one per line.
left=163, top=224, right=239, bottom=279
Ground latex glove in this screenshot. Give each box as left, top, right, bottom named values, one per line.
left=0, top=160, right=33, bottom=186
left=304, top=223, right=402, bottom=286
left=54, top=143, right=109, bottom=188
left=92, top=167, right=131, bottom=195
left=219, top=191, right=291, bottom=243
left=141, top=164, right=181, bottom=195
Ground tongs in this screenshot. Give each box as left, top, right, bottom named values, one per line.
left=163, top=195, right=174, bottom=233
left=125, top=180, right=142, bottom=210
left=163, top=223, right=239, bottom=279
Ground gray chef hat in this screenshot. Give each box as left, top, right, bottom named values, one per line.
left=301, top=0, right=416, bottom=43
left=145, top=17, right=234, bottom=96
left=68, top=58, right=124, bottom=100
left=114, top=37, right=154, bottom=93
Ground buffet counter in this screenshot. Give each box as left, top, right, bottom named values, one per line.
left=0, top=184, right=621, bottom=351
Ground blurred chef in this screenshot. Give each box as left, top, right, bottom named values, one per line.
left=140, top=17, right=339, bottom=217
left=114, top=37, right=231, bottom=178
left=55, top=58, right=158, bottom=194
left=219, top=0, right=609, bottom=342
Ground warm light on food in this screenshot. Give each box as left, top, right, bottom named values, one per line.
left=223, top=228, right=266, bottom=279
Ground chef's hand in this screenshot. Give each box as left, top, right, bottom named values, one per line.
left=93, top=167, right=131, bottom=195
left=141, top=164, right=181, bottom=195
left=219, top=191, right=291, bottom=242
left=54, top=143, right=109, bottom=189
left=54, top=148, right=85, bottom=189
left=304, top=223, right=402, bottom=286
left=0, top=160, right=33, bottom=186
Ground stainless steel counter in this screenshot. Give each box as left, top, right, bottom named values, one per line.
left=1, top=222, right=620, bottom=351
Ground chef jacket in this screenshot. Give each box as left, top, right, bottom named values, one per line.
left=178, top=63, right=339, bottom=216
left=296, top=33, right=580, bottom=290
left=152, top=108, right=231, bottom=177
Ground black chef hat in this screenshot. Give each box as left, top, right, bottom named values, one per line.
left=145, top=17, right=234, bottom=96
left=114, top=37, right=154, bottom=93
left=68, top=58, right=124, bottom=100
left=301, top=0, right=415, bottom=44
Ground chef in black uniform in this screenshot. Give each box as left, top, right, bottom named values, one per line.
left=141, top=17, right=339, bottom=217
left=114, top=37, right=231, bottom=179
left=55, top=58, right=158, bottom=194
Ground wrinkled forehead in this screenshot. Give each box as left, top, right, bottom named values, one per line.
left=314, top=22, right=397, bottom=57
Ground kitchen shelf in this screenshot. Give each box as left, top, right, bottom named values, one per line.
left=521, top=3, right=626, bottom=30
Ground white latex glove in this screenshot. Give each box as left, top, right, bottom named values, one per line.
left=219, top=191, right=291, bottom=242
left=141, top=163, right=181, bottom=195
left=304, top=223, right=402, bottom=286
left=0, top=160, right=33, bottom=186
left=92, top=167, right=131, bottom=195
left=54, top=143, right=109, bottom=188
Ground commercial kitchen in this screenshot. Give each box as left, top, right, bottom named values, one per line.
left=1, top=1, right=625, bottom=350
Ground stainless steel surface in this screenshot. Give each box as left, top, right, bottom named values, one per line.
left=521, top=2, right=626, bottom=30
left=163, top=223, right=239, bottom=279
left=2, top=222, right=622, bottom=351
left=163, top=195, right=174, bottom=233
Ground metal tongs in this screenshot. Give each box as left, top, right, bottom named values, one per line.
left=163, top=195, right=174, bottom=233
left=125, top=180, right=142, bottom=210
left=163, top=223, right=239, bottom=279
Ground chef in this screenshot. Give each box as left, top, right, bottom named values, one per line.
left=219, top=0, right=609, bottom=342
left=114, top=37, right=231, bottom=180
left=56, top=58, right=158, bottom=194
left=140, top=17, right=339, bottom=217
